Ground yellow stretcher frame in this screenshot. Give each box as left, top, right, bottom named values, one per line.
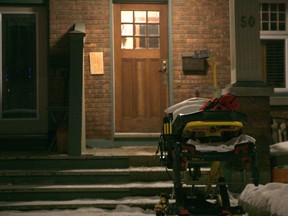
left=182, top=121, right=243, bottom=138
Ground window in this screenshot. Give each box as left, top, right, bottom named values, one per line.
left=1, top=12, right=37, bottom=119
left=121, top=10, right=160, bottom=49
left=260, top=3, right=286, bottom=31
left=261, top=39, right=285, bottom=87
left=260, top=2, right=288, bottom=89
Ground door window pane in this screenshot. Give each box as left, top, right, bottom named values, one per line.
left=121, top=37, right=133, bottom=49
left=135, top=37, right=146, bottom=49
left=121, top=10, right=160, bottom=50
left=148, top=37, right=159, bottom=49
left=121, top=24, right=133, bottom=36
left=148, top=24, right=159, bottom=36
left=2, top=14, right=37, bottom=119
left=148, top=11, right=159, bottom=23
left=121, top=11, right=133, bottom=23
left=135, top=24, right=146, bottom=36
left=134, top=11, right=146, bottom=23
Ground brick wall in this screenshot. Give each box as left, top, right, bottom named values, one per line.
left=49, top=0, right=231, bottom=141
left=239, top=96, right=272, bottom=184
left=271, top=106, right=288, bottom=119
left=49, top=0, right=112, bottom=140
left=172, top=0, right=230, bottom=102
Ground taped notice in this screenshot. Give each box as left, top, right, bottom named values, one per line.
left=89, top=52, right=104, bottom=74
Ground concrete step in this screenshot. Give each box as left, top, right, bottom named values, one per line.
left=0, top=167, right=172, bottom=185
left=0, top=153, right=162, bottom=170
left=0, top=155, right=130, bottom=170
left=0, top=147, right=170, bottom=211
left=0, top=196, right=161, bottom=211
left=0, top=181, right=173, bottom=202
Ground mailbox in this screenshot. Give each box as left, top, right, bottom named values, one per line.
left=182, top=50, right=209, bottom=74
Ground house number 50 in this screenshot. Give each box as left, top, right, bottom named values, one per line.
left=240, top=16, right=256, bottom=28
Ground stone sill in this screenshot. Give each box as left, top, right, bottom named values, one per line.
left=270, top=89, right=288, bottom=106
left=270, top=96, right=288, bottom=106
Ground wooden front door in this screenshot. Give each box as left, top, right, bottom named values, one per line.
left=114, top=3, right=168, bottom=133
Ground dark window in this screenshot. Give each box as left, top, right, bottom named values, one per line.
left=2, top=14, right=37, bottom=119
left=260, top=3, right=286, bottom=31
left=262, top=40, right=285, bottom=88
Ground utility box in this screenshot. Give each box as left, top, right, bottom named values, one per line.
left=182, top=50, right=209, bottom=74
left=182, top=56, right=205, bottom=72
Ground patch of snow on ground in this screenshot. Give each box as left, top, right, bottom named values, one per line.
left=270, top=141, right=288, bottom=156
left=240, top=183, right=288, bottom=216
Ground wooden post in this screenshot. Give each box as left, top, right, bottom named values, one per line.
left=68, top=23, right=86, bottom=156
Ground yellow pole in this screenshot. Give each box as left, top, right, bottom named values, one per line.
left=213, top=58, right=217, bottom=97
left=210, top=52, right=218, bottom=97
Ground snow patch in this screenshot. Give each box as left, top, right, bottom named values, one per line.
left=240, top=183, right=288, bottom=216
left=270, top=141, right=288, bottom=156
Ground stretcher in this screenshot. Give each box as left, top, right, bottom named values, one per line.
left=155, top=98, right=259, bottom=216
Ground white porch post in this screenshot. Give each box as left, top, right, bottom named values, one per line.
left=224, top=0, right=273, bottom=187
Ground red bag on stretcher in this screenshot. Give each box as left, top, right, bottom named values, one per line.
left=200, top=93, right=239, bottom=111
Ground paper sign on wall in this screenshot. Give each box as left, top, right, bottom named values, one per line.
left=89, top=52, right=104, bottom=74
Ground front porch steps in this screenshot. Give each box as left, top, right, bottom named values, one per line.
left=0, top=167, right=169, bottom=185
left=0, top=147, right=174, bottom=211
left=0, top=196, right=161, bottom=211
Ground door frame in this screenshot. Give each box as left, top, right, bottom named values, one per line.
left=111, top=1, right=172, bottom=138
